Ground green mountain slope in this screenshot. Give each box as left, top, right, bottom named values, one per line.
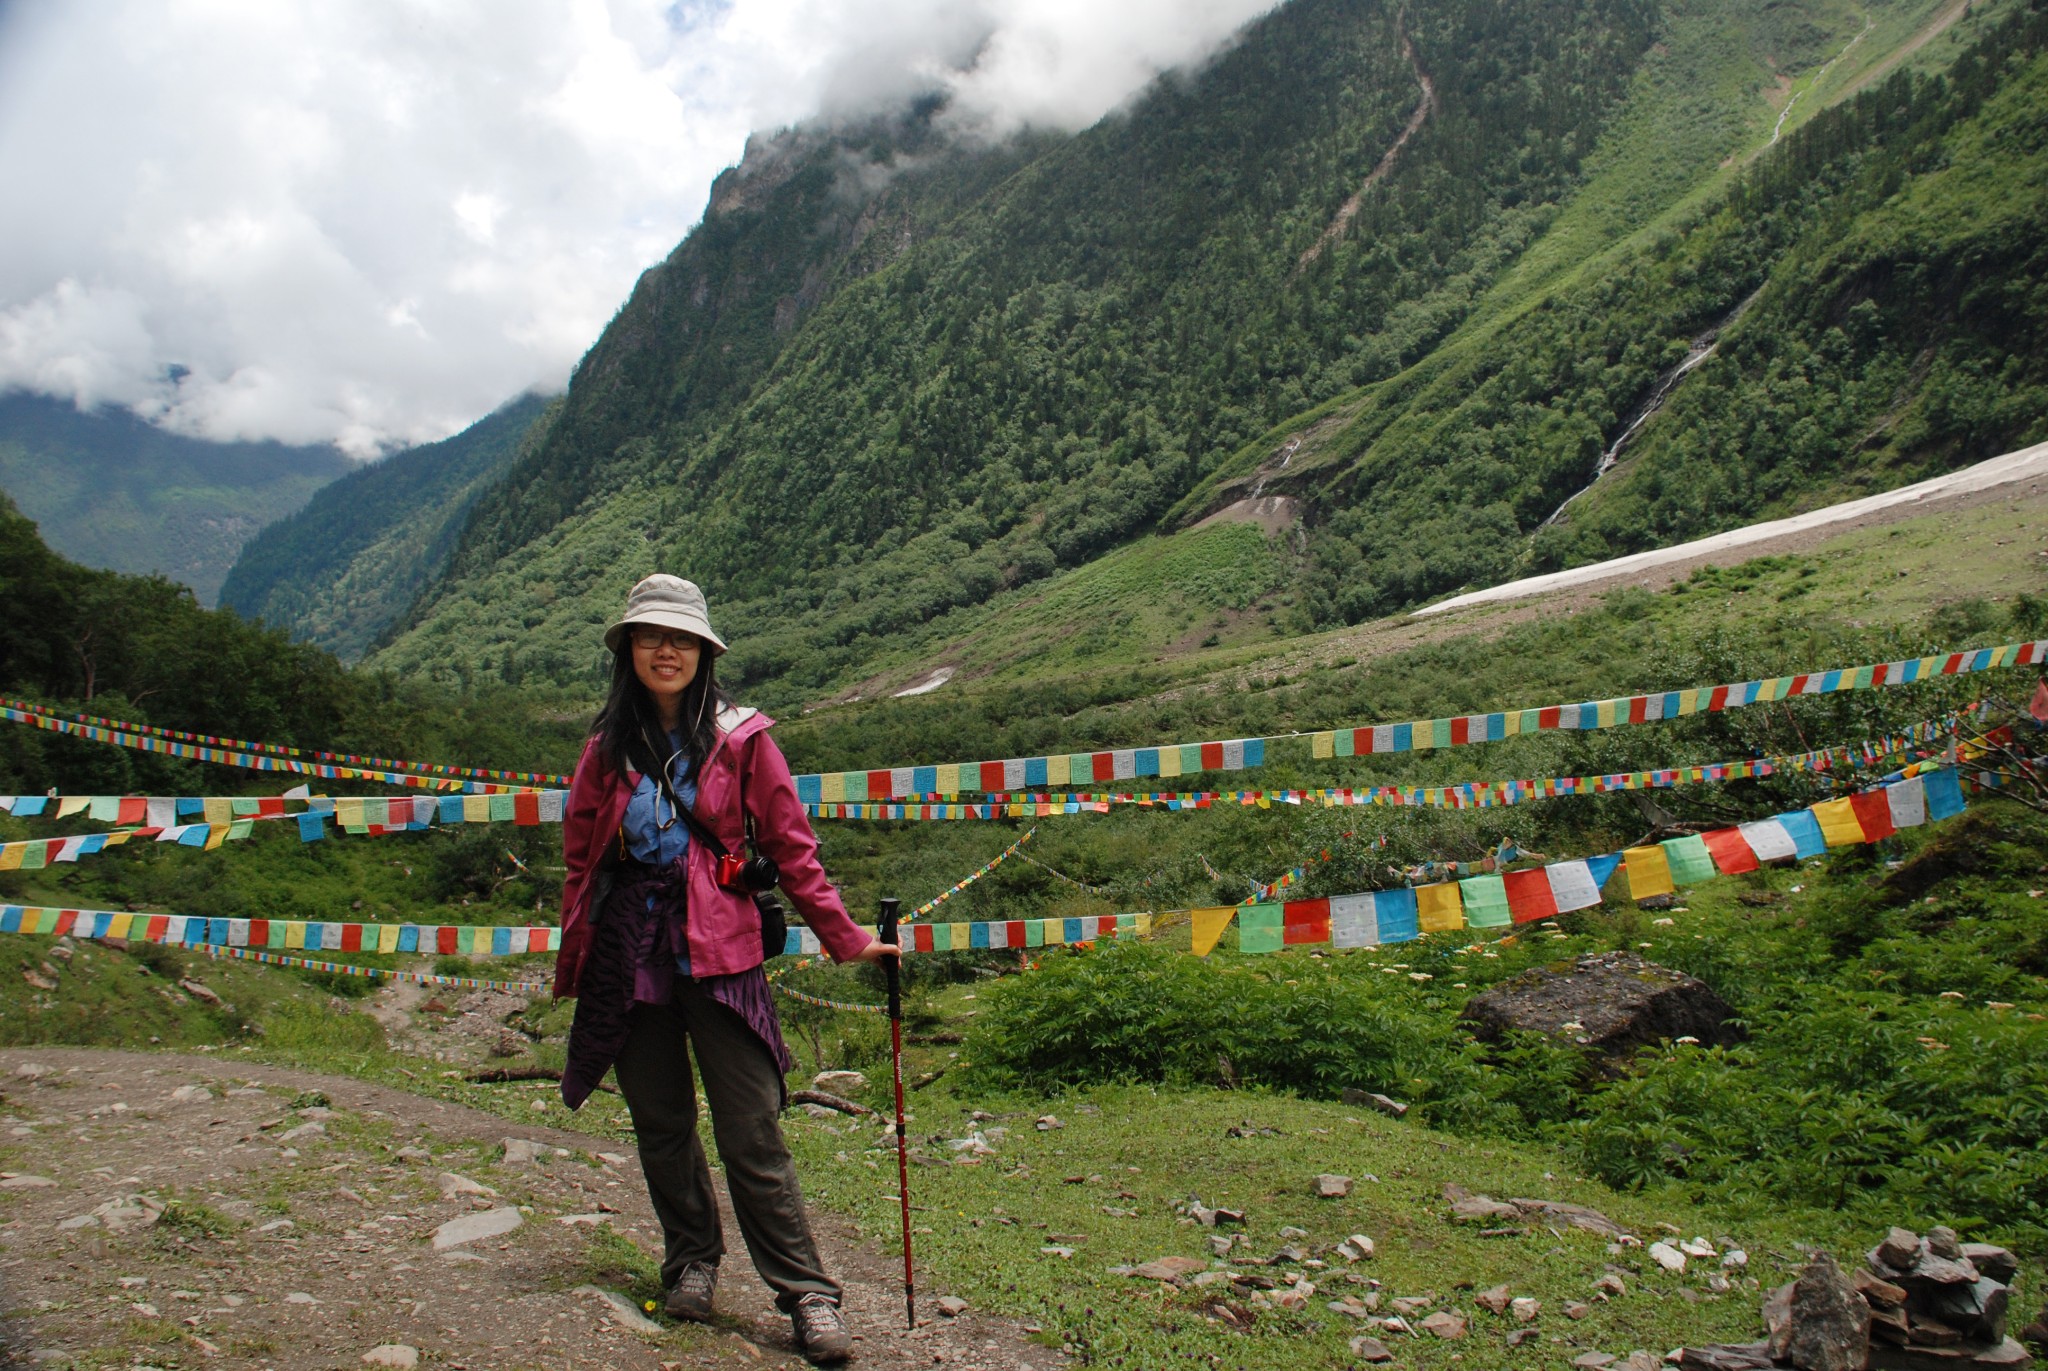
left=0, top=393, right=351, bottom=606
left=218, top=393, right=555, bottom=661
left=370, top=0, right=2047, bottom=700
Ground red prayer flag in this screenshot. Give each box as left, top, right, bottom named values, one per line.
left=1504, top=868, right=1559, bottom=923
left=1700, top=827, right=1759, bottom=874
left=1849, top=790, right=1895, bottom=842
left=513, top=792, right=540, bottom=826
left=116, top=796, right=146, bottom=825
left=1282, top=898, right=1331, bottom=945
left=340, top=923, right=363, bottom=953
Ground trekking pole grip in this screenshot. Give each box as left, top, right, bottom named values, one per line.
left=879, top=897, right=902, bottom=1018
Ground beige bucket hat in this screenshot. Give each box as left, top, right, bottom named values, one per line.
left=603, top=574, right=728, bottom=656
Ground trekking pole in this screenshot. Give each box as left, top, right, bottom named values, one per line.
left=880, top=897, right=916, bottom=1329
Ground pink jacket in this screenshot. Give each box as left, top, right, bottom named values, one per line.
left=553, top=706, right=871, bottom=996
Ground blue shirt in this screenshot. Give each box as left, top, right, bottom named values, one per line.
left=621, top=733, right=697, bottom=973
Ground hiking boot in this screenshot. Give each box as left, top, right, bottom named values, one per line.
left=791, top=1292, right=853, bottom=1365
left=664, top=1262, right=717, bottom=1322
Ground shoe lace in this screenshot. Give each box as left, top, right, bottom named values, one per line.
left=795, top=1293, right=846, bottom=1337
left=676, top=1263, right=716, bottom=1299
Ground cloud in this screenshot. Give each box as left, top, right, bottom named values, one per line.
left=0, top=0, right=1274, bottom=457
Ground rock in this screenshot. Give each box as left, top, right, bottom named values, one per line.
left=1919, top=1278, right=2008, bottom=1341
left=1207, top=1235, right=1233, bottom=1257
left=2023, top=1305, right=2047, bottom=1346
left=1512, top=1298, right=1541, bottom=1322
left=177, top=979, right=224, bottom=1007
left=1867, top=1338, right=2031, bottom=1370
left=286, top=1292, right=318, bottom=1304
left=1856, top=1270, right=1910, bottom=1307
left=501, top=1138, right=546, bottom=1166
left=1868, top=1303, right=1911, bottom=1342
left=438, top=1173, right=497, bottom=1199
left=1906, top=1252, right=1982, bottom=1288
left=0, top=1175, right=55, bottom=1189
left=1337, top=1234, right=1376, bottom=1262
left=1681, top=1237, right=1718, bottom=1259
left=1192, top=1271, right=1232, bottom=1288
left=1271, top=1244, right=1308, bottom=1264
left=1341, top=1087, right=1411, bottom=1118
left=432, top=1207, right=523, bottom=1250
left=13, top=1062, right=53, bottom=1080
left=21, top=970, right=57, bottom=991
left=1035, top=1115, right=1063, bottom=1131
left=1877, top=1229, right=1923, bottom=1271
left=1419, top=1311, right=1468, bottom=1339
left=1566, top=1302, right=1593, bottom=1320
left=1040, top=1246, right=1075, bottom=1259
left=811, top=1070, right=867, bottom=1094
left=1476, top=1285, right=1513, bottom=1314
left=1508, top=1328, right=1542, bottom=1347
left=1623, top=1354, right=1661, bottom=1371
left=91, top=1196, right=164, bottom=1233
left=1575, top=1354, right=1618, bottom=1369
left=1650, top=1243, right=1688, bottom=1273
left=394, top=1146, right=431, bottom=1163
left=1328, top=1296, right=1373, bottom=1318
left=167, top=1085, right=212, bottom=1103
left=573, top=1286, right=661, bottom=1335
left=1596, top=1273, right=1629, bottom=1297
left=1443, top=1184, right=1521, bottom=1223
left=556, top=1214, right=609, bottom=1227
left=276, top=1122, right=325, bottom=1143
left=1768, top=1253, right=1870, bottom=1371
left=1129, top=1256, right=1207, bottom=1281
left=1460, top=951, right=1736, bottom=1066
left=1724, top=1250, right=1749, bottom=1269
left=1510, top=1198, right=1629, bottom=1239
left=1316, top=1174, right=1354, bottom=1199
left=934, top=1295, right=970, bottom=1317
left=1958, top=1246, right=2017, bottom=1287
left=361, top=1347, right=419, bottom=1368
left=1392, top=1296, right=1435, bottom=1316
left=1925, top=1229, right=1962, bottom=1260
left=1350, top=1335, right=1395, bottom=1363
left=1675, top=1344, right=1777, bottom=1370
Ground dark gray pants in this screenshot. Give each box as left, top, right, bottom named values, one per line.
left=612, top=980, right=840, bottom=1312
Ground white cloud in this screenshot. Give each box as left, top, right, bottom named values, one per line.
left=0, top=0, right=1275, bottom=457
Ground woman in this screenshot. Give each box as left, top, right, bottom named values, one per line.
left=554, top=573, right=894, bottom=1366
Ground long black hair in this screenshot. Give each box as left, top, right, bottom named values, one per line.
left=591, top=641, right=732, bottom=786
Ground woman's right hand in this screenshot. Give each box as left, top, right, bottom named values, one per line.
left=847, top=937, right=902, bottom=965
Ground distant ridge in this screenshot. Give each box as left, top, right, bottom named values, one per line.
left=219, top=394, right=555, bottom=661
left=0, top=392, right=351, bottom=606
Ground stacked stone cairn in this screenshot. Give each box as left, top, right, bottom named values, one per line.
left=1860, top=1225, right=2028, bottom=1370
left=1678, top=1228, right=2029, bottom=1371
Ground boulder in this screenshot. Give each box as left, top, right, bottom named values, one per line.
left=1959, top=1246, right=2017, bottom=1287
left=1868, top=1339, right=2032, bottom=1371
left=1315, top=1174, right=1354, bottom=1199
left=1769, top=1253, right=1870, bottom=1371
left=1460, top=951, right=1736, bottom=1065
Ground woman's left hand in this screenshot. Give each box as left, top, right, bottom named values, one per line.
left=848, top=937, right=902, bottom=964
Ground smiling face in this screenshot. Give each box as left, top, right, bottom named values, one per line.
left=629, top=625, right=702, bottom=723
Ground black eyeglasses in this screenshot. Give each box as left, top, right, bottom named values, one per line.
left=630, top=628, right=700, bottom=651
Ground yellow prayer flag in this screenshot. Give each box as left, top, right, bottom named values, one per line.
left=203, top=798, right=233, bottom=826
left=1046, top=754, right=1071, bottom=787
left=1189, top=907, right=1236, bottom=958
left=0, top=844, right=22, bottom=872
left=1624, top=846, right=1675, bottom=901
left=1041, top=919, right=1066, bottom=945
left=1158, top=747, right=1183, bottom=778
left=462, top=796, right=490, bottom=823
left=377, top=924, right=401, bottom=953
left=1810, top=797, right=1866, bottom=847
left=57, top=796, right=89, bottom=819
left=204, top=825, right=226, bottom=850
left=106, top=913, right=134, bottom=939
left=1311, top=731, right=1334, bottom=760
left=336, top=798, right=365, bottom=829
left=285, top=921, right=308, bottom=949
left=1417, top=883, right=1464, bottom=933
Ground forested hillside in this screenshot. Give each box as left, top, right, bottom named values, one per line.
left=0, top=392, right=349, bottom=605
left=0, top=493, right=579, bottom=797
left=219, top=393, right=555, bottom=660
left=365, top=0, right=2047, bottom=701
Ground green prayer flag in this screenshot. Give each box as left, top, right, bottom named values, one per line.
left=1660, top=833, right=1717, bottom=885
left=1458, top=874, right=1511, bottom=928
left=1238, top=903, right=1284, bottom=954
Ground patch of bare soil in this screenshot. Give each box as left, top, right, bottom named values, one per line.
left=0, top=1049, right=1059, bottom=1371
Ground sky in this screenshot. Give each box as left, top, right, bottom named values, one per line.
left=0, top=0, right=1276, bottom=459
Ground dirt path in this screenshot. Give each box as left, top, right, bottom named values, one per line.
left=0, top=1048, right=1058, bottom=1371
left=1300, top=7, right=1437, bottom=268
